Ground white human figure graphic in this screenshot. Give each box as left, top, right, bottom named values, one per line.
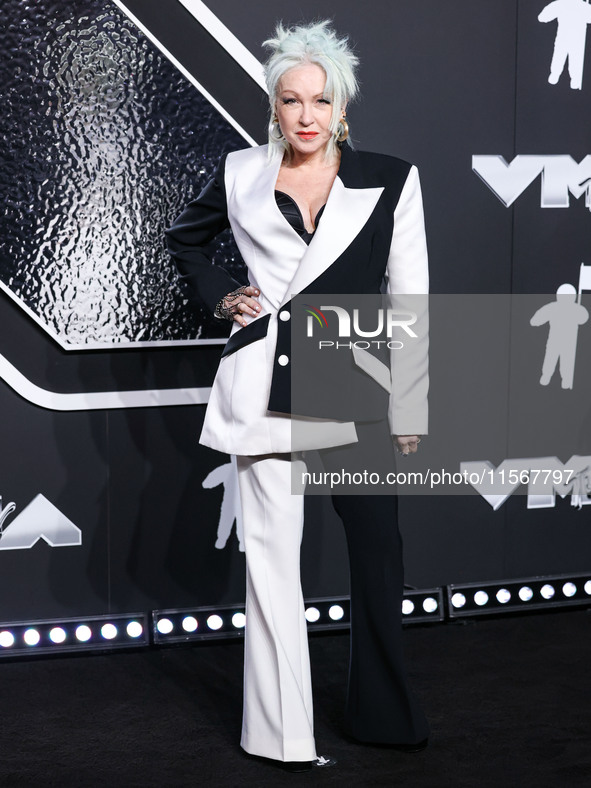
left=530, top=283, right=589, bottom=389
left=539, top=0, right=591, bottom=90
left=202, top=455, right=244, bottom=552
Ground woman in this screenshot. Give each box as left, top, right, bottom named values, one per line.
left=166, top=20, right=429, bottom=771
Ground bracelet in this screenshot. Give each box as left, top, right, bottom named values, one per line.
left=214, top=285, right=248, bottom=321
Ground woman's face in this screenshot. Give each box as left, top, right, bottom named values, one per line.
left=275, top=62, right=337, bottom=160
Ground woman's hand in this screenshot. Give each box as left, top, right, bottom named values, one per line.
left=394, top=435, right=421, bottom=456
left=216, top=285, right=262, bottom=326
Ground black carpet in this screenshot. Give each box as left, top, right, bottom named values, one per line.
left=0, top=609, right=589, bottom=787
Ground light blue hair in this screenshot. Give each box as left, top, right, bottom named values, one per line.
left=262, top=20, right=359, bottom=161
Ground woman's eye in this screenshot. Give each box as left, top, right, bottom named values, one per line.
left=281, top=98, right=297, bottom=105
left=318, top=98, right=331, bottom=105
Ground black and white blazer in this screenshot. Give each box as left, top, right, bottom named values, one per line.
left=166, top=143, right=428, bottom=456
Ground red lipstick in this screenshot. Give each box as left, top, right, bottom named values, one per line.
left=296, top=132, right=319, bottom=140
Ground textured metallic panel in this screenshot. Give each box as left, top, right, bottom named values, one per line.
left=0, top=0, right=246, bottom=344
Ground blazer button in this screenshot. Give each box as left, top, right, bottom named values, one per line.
left=279, top=310, right=291, bottom=321
left=278, top=355, right=289, bottom=366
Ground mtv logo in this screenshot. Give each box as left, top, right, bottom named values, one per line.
left=0, top=494, right=81, bottom=551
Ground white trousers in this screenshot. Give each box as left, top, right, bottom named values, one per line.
left=236, top=453, right=316, bottom=762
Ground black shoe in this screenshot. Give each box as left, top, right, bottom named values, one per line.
left=282, top=756, right=337, bottom=772
left=246, top=753, right=337, bottom=772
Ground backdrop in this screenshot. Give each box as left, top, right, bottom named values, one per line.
left=0, top=0, right=589, bottom=623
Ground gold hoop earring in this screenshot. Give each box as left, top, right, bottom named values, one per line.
left=336, top=116, right=349, bottom=143
left=269, top=115, right=284, bottom=142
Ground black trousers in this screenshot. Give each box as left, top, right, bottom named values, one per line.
left=319, top=420, right=429, bottom=744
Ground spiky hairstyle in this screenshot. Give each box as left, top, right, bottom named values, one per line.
left=262, top=20, right=359, bottom=160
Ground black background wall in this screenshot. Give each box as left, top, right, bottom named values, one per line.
left=0, top=0, right=589, bottom=624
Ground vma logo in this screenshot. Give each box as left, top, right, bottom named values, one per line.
left=472, top=155, right=591, bottom=211
left=461, top=456, right=591, bottom=511
left=0, top=494, right=81, bottom=551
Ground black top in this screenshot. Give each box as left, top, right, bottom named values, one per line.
left=274, top=190, right=326, bottom=245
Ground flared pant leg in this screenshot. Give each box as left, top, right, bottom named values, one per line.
left=321, top=419, right=429, bottom=744
left=331, top=492, right=429, bottom=744
left=236, top=454, right=317, bottom=762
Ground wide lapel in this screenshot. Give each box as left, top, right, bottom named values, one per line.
left=227, top=146, right=311, bottom=310
left=281, top=147, right=384, bottom=302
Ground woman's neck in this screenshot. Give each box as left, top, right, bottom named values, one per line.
left=284, top=146, right=340, bottom=171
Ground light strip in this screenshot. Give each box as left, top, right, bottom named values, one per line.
left=0, top=613, right=149, bottom=657
left=448, top=573, right=591, bottom=618
left=0, top=575, right=588, bottom=661
left=153, top=589, right=445, bottom=644
left=401, top=589, right=446, bottom=623
left=153, top=604, right=246, bottom=643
